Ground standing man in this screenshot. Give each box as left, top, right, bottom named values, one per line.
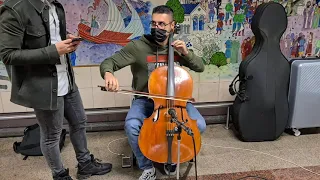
left=100, top=5, right=206, bottom=180
left=0, top=0, right=112, bottom=179
left=225, top=0, right=233, bottom=25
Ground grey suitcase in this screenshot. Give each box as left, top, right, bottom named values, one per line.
left=287, top=58, right=320, bottom=136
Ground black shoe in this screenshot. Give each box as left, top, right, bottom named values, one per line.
left=164, top=163, right=177, bottom=175
left=53, top=168, right=73, bottom=180
left=76, top=154, right=112, bottom=179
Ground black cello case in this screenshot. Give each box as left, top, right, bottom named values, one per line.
left=229, top=2, right=290, bottom=142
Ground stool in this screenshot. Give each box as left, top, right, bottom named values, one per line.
left=131, top=151, right=194, bottom=167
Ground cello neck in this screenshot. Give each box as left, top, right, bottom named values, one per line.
left=167, top=32, right=175, bottom=103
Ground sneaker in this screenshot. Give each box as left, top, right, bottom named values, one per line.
left=76, top=154, right=112, bottom=179
left=139, top=167, right=156, bottom=180
left=164, top=163, right=177, bottom=175
left=53, top=168, right=73, bottom=180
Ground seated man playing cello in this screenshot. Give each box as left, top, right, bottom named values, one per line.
left=99, top=5, right=206, bottom=180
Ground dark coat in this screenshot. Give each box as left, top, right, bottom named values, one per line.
left=0, top=0, right=77, bottom=110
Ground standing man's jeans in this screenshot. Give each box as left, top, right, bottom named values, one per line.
left=124, top=98, right=207, bottom=170
left=34, top=89, right=91, bottom=176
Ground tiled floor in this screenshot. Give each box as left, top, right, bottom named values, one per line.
left=1, top=124, right=320, bottom=180
left=161, top=165, right=320, bottom=180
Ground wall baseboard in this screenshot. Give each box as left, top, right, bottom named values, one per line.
left=0, top=103, right=231, bottom=137
left=0, top=115, right=227, bottom=138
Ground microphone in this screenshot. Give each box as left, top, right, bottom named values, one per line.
left=168, top=108, right=194, bottom=136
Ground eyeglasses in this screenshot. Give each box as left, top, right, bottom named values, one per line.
left=150, top=21, right=172, bottom=28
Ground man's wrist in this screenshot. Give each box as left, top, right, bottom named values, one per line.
left=104, top=71, right=113, bottom=76
left=181, top=49, right=194, bottom=61
left=182, top=50, right=189, bottom=56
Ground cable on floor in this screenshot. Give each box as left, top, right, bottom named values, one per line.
left=107, top=137, right=320, bottom=177
left=203, top=143, right=320, bottom=177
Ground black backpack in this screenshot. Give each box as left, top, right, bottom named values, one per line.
left=13, top=123, right=67, bottom=160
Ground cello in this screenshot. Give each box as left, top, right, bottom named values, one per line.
left=138, top=24, right=201, bottom=175
left=98, top=24, right=201, bottom=179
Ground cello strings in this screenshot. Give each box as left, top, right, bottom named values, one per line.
left=106, top=137, right=320, bottom=177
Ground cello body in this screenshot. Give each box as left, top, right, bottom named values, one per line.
left=229, top=2, right=290, bottom=142
left=138, top=30, right=201, bottom=164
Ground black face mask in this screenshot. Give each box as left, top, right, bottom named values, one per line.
left=151, top=28, right=168, bottom=43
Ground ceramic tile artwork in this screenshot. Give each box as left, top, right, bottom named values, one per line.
left=0, top=0, right=318, bottom=112
left=59, top=0, right=320, bottom=67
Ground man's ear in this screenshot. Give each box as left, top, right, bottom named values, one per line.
left=172, top=20, right=176, bottom=27
left=171, top=20, right=176, bottom=32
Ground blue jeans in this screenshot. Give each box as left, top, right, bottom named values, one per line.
left=124, top=98, right=207, bottom=170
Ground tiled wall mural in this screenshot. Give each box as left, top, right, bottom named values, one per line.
left=0, top=0, right=319, bottom=112
left=60, top=0, right=320, bottom=80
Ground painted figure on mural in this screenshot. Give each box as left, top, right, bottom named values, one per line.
left=216, top=8, right=225, bottom=34
left=251, top=0, right=258, bottom=12
left=285, top=0, right=300, bottom=16
left=232, top=9, right=245, bottom=36
left=90, top=15, right=100, bottom=36
left=246, top=2, right=255, bottom=27
left=282, top=34, right=292, bottom=58
left=315, top=39, right=320, bottom=56
left=305, top=32, right=314, bottom=56
left=241, top=37, right=253, bottom=60
left=298, top=33, right=306, bottom=57
left=241, top=0, right=248, bottom=16
left=312, top=2, right=320, bottom=28
left=208, top=0, right=216, bottom=23
left=200, top=0, right=209, bottom=11
left=290, top=33, right=299, bottom=58
left=234, top=0, right=243, bottom=13
left=303, top=1, right=314, bottom=29
left=225, top=0, right=233, bottom=25
left=225, top=38, right=232, bottom=63
left=285, top=0, right=292, bottom=15
left=231, top=40, right=240, bottom=63
left=241, top=38, right=247, bottom=60
left=245, top=37, right=253, bottom=57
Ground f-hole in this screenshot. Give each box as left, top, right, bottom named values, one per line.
left=180, top=107, right=187, bottom=123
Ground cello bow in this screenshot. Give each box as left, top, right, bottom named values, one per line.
left=97, top=85, right=195, bottom=103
